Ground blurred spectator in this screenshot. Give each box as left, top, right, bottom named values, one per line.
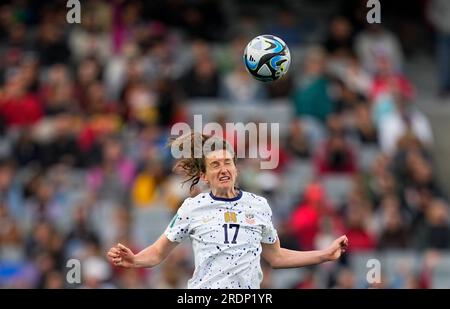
left=86, top=137, right=136, bottom=202
left=0, top=69, right=43, bottom=128
left=81, top=255, right=114, bottom=289
left=427, top=0, right=450, bottom=96
left=0, top=200, right=23, bottom=261
left=324, top=16, right=354, bottom=60
left=414, top=199, right=450, bottom=250
left=1, top=22, right=29, bottom=70
left=215, top=34, right=249, bottom=75
left=288, top=182, right=340, bottom=250
left=337, top=54, right=372, bottom=98
left=266, top=8, right=302, bottom=47
left=131, top=159, right=166, bottom=208
left=354, top=24, right=404, bottom=74
left=343, top=203, right=377, bottom=252
left=375, top=195, right=410, bottom=250
left=332, top=267, right=356, bottom=289
left=292, top=47, right=335, bottom=123
left=180, top=41, right=220, bottom=98
left=35, top=20, right=70, bottom=67
left=115, top=267, right=147, bottom=289
left=42, top=270, right=64, bottom=289
left=377, top=86, right=433, bottom=155
left=352, top=103, right=378, bottom=145
left=180, top=0, right=227, bottom=42
left=74, top=57, right=103, bottom=111
left=111, top=1, right=139, bottom=55
left=314, top=115, right=357, bottom=175
left=65, top=204, right=100, bottom=259
left=314, top=132, right=357, bottom=175
left=40, top=64, right=75, bottom=115
left=68, top=11, right=111, bottom=64
left=370, top=54, right=414, bottom=103
left=12, top=128, right=40, bottom=166
left=221, top=61, right=267, bottom=104
left=0, top=160, right=23, bottom=220
left=285, top=119, right=311, bottom=159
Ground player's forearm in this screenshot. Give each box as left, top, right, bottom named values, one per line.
left=270, top=248, right=329, bottom=269
left=133, top=245, right=164, bottom=268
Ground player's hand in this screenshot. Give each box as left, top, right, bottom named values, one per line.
left=324, top=235, right=348, bottom=261
left=107, top=243, right=136, bottom=268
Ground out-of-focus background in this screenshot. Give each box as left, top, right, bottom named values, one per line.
left=1, top=0, right=450, bottom=289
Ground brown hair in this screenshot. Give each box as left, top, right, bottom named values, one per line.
left=168, top=132, right=236, bottom=191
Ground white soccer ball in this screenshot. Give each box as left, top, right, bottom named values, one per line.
left=243, top=34, right=291, bottom=82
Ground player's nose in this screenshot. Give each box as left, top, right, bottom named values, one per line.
left=218, top=166, right=230, bottom=175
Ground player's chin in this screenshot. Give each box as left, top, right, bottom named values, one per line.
left=216, top=180, right=234, bottom=189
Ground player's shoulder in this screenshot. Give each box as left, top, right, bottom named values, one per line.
left=241, top=191, right=270, bottom=206
left=241, top=191, right=273, bottom=216
left=180, top=192, right=210, bottom=208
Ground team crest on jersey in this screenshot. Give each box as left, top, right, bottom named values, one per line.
left=245, top=212, right=255, bottom=224
left=224, top=211, right=237, bottom=223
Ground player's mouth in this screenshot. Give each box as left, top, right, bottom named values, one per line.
left=219, top=175, right=231, bottom=182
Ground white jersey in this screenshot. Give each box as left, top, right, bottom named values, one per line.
left=164, top=190, right=278, bottom=289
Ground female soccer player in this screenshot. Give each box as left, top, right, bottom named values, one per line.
left=107, top=133, right=348, bottom=289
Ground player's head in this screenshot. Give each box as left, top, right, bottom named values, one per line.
left=201, top=147, right=237, bottom=193
left=170, top=132, right=237, bottom=192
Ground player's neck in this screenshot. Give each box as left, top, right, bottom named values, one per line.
left=211, top=187, right=238, bottom=199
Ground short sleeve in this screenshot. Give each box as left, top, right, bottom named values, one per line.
left=164, top=199, right=191, bottom=243
left=260, top=200, right=278, bottom=244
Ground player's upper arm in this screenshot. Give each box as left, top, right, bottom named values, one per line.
left=260, top=198, right=278, bottom=244
left=164, top=199, right=192, bottom=243
left=154, top=233, right=180, bottom=261
left=261, top=238, right=282, bottom=268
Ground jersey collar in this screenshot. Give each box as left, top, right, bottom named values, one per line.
left=209, top=189, right=243, bottom=202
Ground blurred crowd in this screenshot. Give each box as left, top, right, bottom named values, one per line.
left=0, top=0, right=449, bottom=289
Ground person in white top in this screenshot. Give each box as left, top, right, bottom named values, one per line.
left=107, top=133, right=348, bottom=289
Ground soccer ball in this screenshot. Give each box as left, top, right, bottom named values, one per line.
left=243, top=34, right=291, bottom=82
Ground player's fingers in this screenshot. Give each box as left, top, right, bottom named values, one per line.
left=108, top=254, right=118, bottom=264
left=118, top=249, right=130, bottom=257
left=110, top=247, right=120, bottom=255
left=117, top=243, right=130, bottom=253
left=338, top=236, right=348, bottom=247
left=107, top=251, right=118, bottom=259
left=338, top=235, right=348, bottom=243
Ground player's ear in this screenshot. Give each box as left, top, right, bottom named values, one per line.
left=200, top=172, right=209, bottom=184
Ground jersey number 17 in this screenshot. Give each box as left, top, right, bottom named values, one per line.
left=222, top=224, right=240, bottom=244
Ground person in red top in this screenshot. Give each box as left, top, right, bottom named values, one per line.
left=0, top=70, right=43, bottom=127
left=369, top=55, right=415, bottom=102
left=289, top=182, right=343, bottom=250
left=344, top=204, right=376, bottom=252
